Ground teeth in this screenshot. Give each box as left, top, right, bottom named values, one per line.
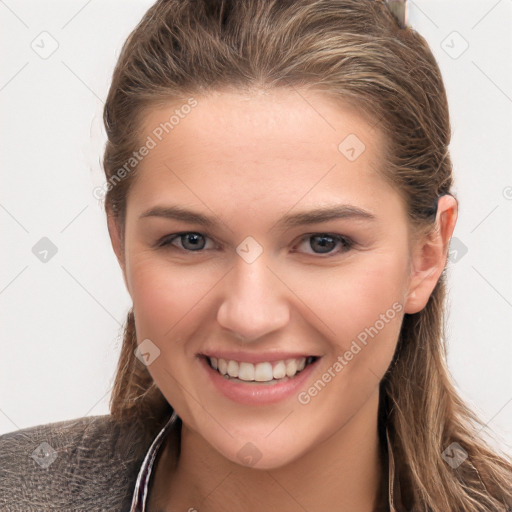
left=218, top=358, right=228, bottom=375
left=285, top=359, right=297, bottom=376
left=272, top=360, right=286, bottom=379
left=208, top=356, right=312, bottom=382
left=227, top=360, right=239, bottom=378
left=254, top=362, right=273, bottom=382
left=238, top=362, right=255, bottom=381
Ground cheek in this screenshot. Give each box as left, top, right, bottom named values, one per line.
left=126, top=256, right=214, bottom=409
left=282, top=251, right=407, bottom=393
left=284, top=250, right=408, bottom=337
left=290, top=262, right=406, bottom=424
left=128, top=255, right=217, bottom=342
left=338, top=257, right=407, bottom=367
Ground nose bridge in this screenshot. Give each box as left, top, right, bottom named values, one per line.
left=216, top=252, right=290, bottom=342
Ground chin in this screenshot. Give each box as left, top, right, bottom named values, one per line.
left=229, top=442, right=304, bottom=471
left=205, top=428, right=310, bottom=471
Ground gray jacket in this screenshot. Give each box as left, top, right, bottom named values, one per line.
left=1, top=413, right=408, bottom=511
left=0, top=414, right=157, bottom=511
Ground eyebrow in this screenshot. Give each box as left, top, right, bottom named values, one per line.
left=139, top=204, right=376, bottom=230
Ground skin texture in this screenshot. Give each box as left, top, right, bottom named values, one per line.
left=108, top=88, right=458, bottom=511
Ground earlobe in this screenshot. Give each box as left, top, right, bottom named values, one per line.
left=404, top=195, right=458, bottom=314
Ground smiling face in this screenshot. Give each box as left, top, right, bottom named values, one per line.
left=109, top=87, right=418, bottom=469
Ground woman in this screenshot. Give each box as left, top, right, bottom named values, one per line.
left=1, top=0, right=511, bottom=510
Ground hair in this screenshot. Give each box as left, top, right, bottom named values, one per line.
left=102, top=0, right=512, bottom=509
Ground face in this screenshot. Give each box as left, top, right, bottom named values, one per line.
left=114, top=88, right=416, bottom=469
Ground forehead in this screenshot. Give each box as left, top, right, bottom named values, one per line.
left=129, top=88, right=396, bottom=216
left=140, top=87, right=385, bottom=166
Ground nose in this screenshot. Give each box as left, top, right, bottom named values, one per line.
left=216, top=255, right=290, bottom=343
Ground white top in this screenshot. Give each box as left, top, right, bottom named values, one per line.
left=129, top=410, right=179, bottom=512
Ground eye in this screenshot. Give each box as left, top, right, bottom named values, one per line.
left=156, top=231, right=354, bottom=256
left=157, top=232, right=215, bottom=252
left=293, top=233, right=354, bottom=256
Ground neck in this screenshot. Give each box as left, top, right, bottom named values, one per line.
left=151, top=389, right=387, bottom=512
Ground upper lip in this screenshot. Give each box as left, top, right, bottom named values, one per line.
left=199, top=351, right=321, bottom=364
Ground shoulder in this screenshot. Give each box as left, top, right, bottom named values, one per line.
left=0, top=414, right=152, bottom=511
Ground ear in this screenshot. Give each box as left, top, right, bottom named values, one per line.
left=404, top=194, right=458, bottom=314
left=106, top=206, right=129, bottom=292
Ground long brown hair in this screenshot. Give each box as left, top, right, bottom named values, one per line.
left=102, top=1, right=512, bottom=509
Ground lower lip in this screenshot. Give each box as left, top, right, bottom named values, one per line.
left=198, top=356, right=321, bottom=405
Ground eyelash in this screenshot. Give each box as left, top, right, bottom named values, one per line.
left=156, top=231, right=355, bottom=257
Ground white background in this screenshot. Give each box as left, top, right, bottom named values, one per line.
left=1, top=0, right=511, bottom=456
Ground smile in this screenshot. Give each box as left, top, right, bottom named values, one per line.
left=207, top=356, right=319, bottom=383
left=198, top=352, right=322, bottom=405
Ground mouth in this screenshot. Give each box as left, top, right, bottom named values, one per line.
left=202, top=355, right=320, bottom=384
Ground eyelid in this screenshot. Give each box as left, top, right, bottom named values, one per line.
left=156, top=231, right=218, bottom=250
left=157, top=231, right=355, bottom=256
left=292, top=233, right=354, bottom=256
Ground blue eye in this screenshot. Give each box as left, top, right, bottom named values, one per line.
left=157, top=232, right=353, bottom=256
left=294, top=233, right=353, bottom=256
left=158, top=232, right=212, bottom=251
